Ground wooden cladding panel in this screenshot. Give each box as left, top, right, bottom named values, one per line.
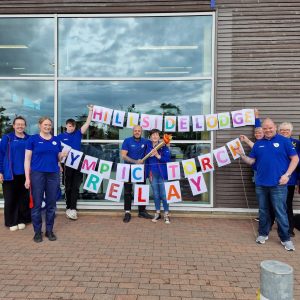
left=215, top=0, right=300, bottom=209
left=0, top=0, right=212, bottom=13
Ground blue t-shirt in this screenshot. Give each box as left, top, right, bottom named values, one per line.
left=121, top=136, right=147, bottom=162
left=57, top=129, right=82, bottom=151
left=26, top=134, right=62, bottom=173
left=249, top=134, right=297, bottom=186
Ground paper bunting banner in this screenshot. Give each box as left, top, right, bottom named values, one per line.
left=213, top=146, right=231, bottom=167
left=92, top=106, right=113, bottom=125
left=188, top=172, right=208, bottom=196
left=112, top=110, right=125, bottom=127
left=167, top=162, right=181, bottom=180
left=198, top=153, right=214, bottom=173
left=165, top=181, right=182, bottom=204
left=126, top=112, right=139, bottom=128
left=178, top=116, right=190, bottom=132
left=134, top=184, right=149, bottom=206
left=192, top=115, right=205, bottom=132
left=60, top=142, right=72, bottom=163
left=116, top=163, right=130, bottom=182
left=131, top=164, right=145, bottom=183
left=105, top=179, right=124, bottom=202
left=81, top=155, right=98, bottom=174
left=182, top=158, right=197, bottom=178
left=226, top=138, right=245, bottom=160
left=65, top=149, right=84, bottom=170
left=83, top=171, right=104, bottom=193
left=90, top=105, right=255, bottom=132
left=98, top=159, right=113, bottom=179
left=164, top=116, right=177, bottom=132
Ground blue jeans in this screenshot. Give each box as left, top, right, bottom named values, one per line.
left=255, top=185, right=290, bottom=242
left=150, top=173, right=169, bottom=212
left=31, top=171, right=60, bottom=233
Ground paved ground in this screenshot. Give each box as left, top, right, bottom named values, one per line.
left=0, top=211, right=299, bottom=300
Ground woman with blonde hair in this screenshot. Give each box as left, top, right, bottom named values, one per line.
left=24, top=117, right=64, bottom=243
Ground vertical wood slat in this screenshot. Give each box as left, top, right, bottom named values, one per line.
left=215, top=0, right=300, bottom=208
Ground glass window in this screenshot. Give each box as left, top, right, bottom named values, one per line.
left=0, top=18, right=54, bottom=77
left=58, top=16, right=212, bottom=78
left=0, top=81, right=54, bottom=136
left=58, top=80, right=211, bottom=140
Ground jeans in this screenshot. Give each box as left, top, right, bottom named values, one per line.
left=150, top=173, right=169, bottom=212
left=256, top=185, right=290, bottom=242
left=30, top=171, right=60, bottom=233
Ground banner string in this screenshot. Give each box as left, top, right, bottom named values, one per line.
left=238, top=158, right=257, bottom=239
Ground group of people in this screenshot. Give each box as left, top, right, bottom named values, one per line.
left=238, top=112, right=300, bottom=251
left=1, top=108, right=299, bottom=249
left=0, top=110, right=172, bottom=242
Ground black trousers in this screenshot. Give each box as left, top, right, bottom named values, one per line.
left=64, top=166, right=83, bottom=210
left=287, top=185, right=295, bottom=233
left=124, top=182, right=146, bottom=212
left=3, top=174, right=31, bottom=227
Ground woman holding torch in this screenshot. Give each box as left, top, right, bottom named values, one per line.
left=145, top=129, right=171, bottom=224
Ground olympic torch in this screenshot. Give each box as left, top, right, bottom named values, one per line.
left=141, top=134, right=172, bottom=163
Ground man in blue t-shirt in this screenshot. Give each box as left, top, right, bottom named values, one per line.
left=121, top=125, right=153, bottom=223
left=57, top=105, right=93, bottom=220
left=238, top=118, right=299, bottom=251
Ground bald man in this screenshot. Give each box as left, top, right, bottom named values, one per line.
left=121, top=126, right=153, bottom=223
left=238, top=118, right=299, bottom=251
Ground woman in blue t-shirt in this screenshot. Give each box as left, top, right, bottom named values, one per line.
left=24, top=117, right=63, bottom=243
left=0, top=116, right=31, bottom=231
left=145, top=129, right=171, bottom=224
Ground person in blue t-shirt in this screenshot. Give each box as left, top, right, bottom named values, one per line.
left=278, top=121, right=300, bottom=237
left=57, top=105, right=93, bottom=221
left=24, top=117, right=64, bottom=243
left=145, top=129, right=171, bottom=224
left=0, top=116, right=31, bottom=231
left=121, top=125, right=153, bottom=223
left=237, top=118, right=299, bottom=251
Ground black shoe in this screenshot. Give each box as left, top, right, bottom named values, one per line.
left=33, top=232, right=43, bottom=243
left=123, top=212, right=131, bottom=223
left=138, top=211, right=153, bottom=219
left=45, top=231, right=57, bottom=241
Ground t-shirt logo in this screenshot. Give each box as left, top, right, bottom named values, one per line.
left=52, top=141, right=57, bottom=145
left=273, top=143, right=279, bottom=148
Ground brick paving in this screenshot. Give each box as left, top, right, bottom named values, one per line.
left=0, top=211, right=299, bottom=300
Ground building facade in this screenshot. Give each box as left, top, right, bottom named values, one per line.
left=0, top=0, right=299, bottom=212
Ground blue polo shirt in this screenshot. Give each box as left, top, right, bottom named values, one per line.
left=57, top=129, right=82, bottom=151
left=121, top=136, right=147, bottom=162
left=26, top=134, right=62, bottom=173
left=249, top=134, right=297, bottom=186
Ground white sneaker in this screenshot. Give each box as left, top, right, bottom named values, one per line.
left=164, top=214, right=171, bottom=224
left=281, top=240, right=295, bottom=251
left=152, top=213, right=161, bottom=223
left=9, top=225, right=18, bottom=231
left=17, top=223, right=26, bottom=230
left=66, top=209, right=78, bottom=220
left=256, top=235, right=268, bottom=244
left=71, top=209, right=78, bottom=220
